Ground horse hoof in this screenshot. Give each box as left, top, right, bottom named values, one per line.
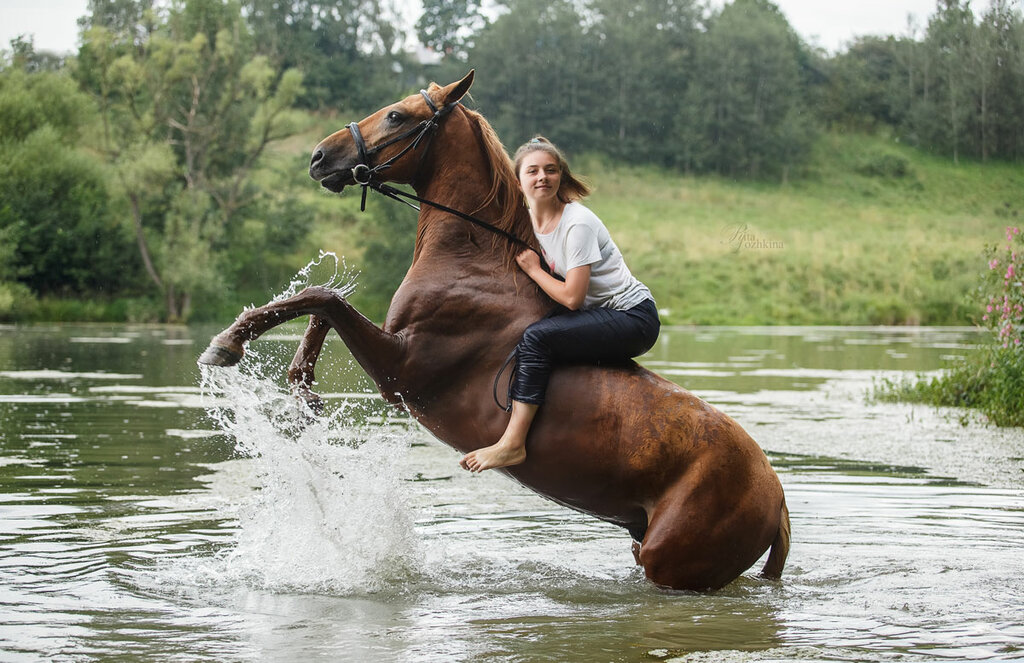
left=197, top=343, right=244, bottom=367
left=302, top=392, right=325, bottom=415
left=291, top=385, right=325, bottom=415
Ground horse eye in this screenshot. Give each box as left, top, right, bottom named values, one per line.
left=387, top=110, right=403, bottom=124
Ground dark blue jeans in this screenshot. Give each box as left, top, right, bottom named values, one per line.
left=510, top=298, right=660, bottom=405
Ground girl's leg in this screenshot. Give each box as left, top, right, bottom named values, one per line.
left=459, top=400, right=538, bottom=472
left=459, top=301, right=659, bottom=472
left=514, top=301, right=660, bottom=403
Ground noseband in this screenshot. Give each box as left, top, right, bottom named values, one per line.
left=345, top=90, right=460, bottom=211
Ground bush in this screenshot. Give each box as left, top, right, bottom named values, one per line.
left=0, top=281, right=33, bottom=321
left=875, top=226, right=1024, bottom=426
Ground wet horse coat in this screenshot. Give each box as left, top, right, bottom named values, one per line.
left=199, top=72, right=790, bottom=591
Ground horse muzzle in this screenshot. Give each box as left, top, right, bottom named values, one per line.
left=309, top=139, right=357, bottom=192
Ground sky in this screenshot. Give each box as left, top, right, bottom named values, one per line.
left=0, top=0, right=974, bottom=57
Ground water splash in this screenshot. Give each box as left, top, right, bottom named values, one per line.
left=194, top=359, right=420, bottom=595
left=178, top=255, right=419, bottom=595
left=270, top=250, right=358, bottom=304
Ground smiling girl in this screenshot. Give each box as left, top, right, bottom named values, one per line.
left=459, top=136, right=660, bottom=473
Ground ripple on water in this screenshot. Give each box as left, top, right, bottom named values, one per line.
left=2, top=325, right=1024, bottom=662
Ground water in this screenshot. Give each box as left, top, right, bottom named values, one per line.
left=1, top=323, right=1022, bottom=662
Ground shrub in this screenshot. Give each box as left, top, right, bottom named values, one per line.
left=875, top=226, right=1024, bottom=426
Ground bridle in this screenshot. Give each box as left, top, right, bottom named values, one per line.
left=344, top=90, right=536, bottom=255
left=345, top=90, right=458, bottom=210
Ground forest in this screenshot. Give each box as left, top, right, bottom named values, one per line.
left=1, top=0, right=1023, bottom=323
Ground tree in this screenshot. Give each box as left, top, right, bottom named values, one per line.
left=976, top=0, right=1024, bottom=161
left=586, top=0, right=700, bottom=165
left=924, top=0, right=976, bottom=163
left=2, top=35, right=68, bottom=72
left=78, top=0, right=306, bottom=321
left=416, top=0, right=486, bottom=58
left=466, top=0, right=596, bottom=151
left=0, top=68, right=137, bottom=298
left=818, top=36, right=905, bottom=131
left=679, top=0, right=816, bottom=179
left=243, top=0, right=411, bottom=111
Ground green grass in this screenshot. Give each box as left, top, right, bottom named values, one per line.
left=9, top=122, right=1021, bottom=327
left=578, top=132, right=1024, bottom=325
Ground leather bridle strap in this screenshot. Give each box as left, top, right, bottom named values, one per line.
left=368, top=180, right=536, bottom=253
left=345, top=90, right=460, bottom=211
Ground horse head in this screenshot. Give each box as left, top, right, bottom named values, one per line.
left=309, top=71, right=475, bottom=193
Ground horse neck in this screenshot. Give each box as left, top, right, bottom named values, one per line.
left=410, top=124, right=533, bottom=277
left=388, top=120, right=550, bottom=359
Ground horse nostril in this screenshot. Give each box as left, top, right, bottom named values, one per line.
left=310, top=149, right=324, bottom=169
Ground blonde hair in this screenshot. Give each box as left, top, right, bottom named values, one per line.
left=512, top=136, right=591, bottom=203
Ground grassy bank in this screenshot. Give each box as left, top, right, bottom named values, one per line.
left=582, top=132, right=1022, bottom=325
left=7, top=125, right=1022, bottom=327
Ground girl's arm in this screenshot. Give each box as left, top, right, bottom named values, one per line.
left=516, top=250, right=591, bottom=311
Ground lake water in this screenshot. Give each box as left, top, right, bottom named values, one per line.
left=1, top=323, right=1022, bottom=662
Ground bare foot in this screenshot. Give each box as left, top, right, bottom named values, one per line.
left=459, top=440, right=526, bottom=473
left=461, top=400, right=537, bottom=472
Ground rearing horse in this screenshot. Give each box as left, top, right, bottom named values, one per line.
left=199, top=71, right=790, bottom=591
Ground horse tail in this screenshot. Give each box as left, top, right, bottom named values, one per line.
left=760, top=498, right=791, bottom=580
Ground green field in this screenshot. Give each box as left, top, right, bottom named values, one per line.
left=288, top=126, right=1023, bottom=327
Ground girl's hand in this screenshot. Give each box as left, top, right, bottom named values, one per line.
left=516, top=249, right=590, bottom=310
left=516, top=249, right=541, bottom=274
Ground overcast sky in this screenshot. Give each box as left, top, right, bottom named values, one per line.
left=0, top=0, right=974, bottom=56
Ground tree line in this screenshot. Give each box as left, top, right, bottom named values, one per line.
left=446, top=0, right=1024, bottom=172
left=1, top=0, right=1022, bottom=322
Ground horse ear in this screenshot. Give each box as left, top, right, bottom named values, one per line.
left=441, top=70, right=475, bottom=106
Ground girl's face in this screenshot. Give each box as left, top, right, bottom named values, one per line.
left=517, top=150, right=562, bottom=205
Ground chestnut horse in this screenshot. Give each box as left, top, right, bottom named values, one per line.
left=199, top=72, right=790, bottom=591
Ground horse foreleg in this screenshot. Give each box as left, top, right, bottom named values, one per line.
left=199, top=291, right=323, bottom=367
left=287, top=315, right=331, bottom=413
left=199, top=287, right=406, bottom=398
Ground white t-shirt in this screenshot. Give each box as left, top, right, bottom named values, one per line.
left=535, top=202, right=653, bottom=311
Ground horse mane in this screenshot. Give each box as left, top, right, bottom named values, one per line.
left=459, top=106, right=538, bottom=262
